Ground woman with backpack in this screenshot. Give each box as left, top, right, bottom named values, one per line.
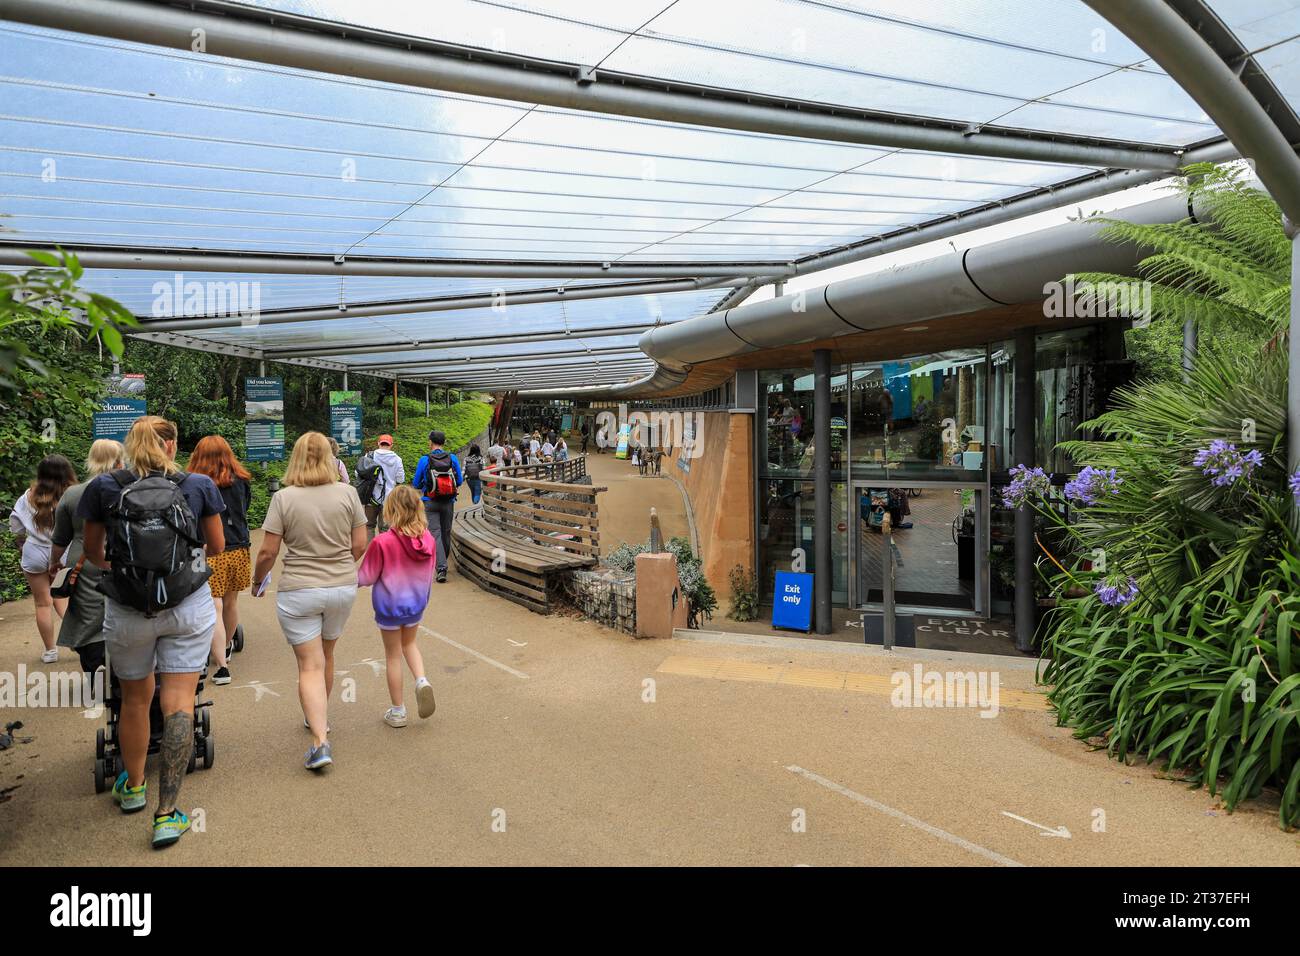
left=253, top=431, right=368, bottom=772
left=49, top=439, right=125, bottom=676
left=187, top=436, right=252, bottom=687
left=9, top=454, right=77, bottom=663
left=78, top=416, right=226, bottom=849
left=463, top=444, right=485, bottom=504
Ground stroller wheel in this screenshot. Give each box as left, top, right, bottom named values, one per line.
left=186, top=743, right=197, bottom=775
left=199, top=707, right=210, bottom=737
left=95, top=727, right=105, bottom=760
left=203, top=735, right=215, bottom=770
left=232, top=624, right=245, bottom=653
left=94, top=757, right=108, bottom=794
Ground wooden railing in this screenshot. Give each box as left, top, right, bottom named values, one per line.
left=495, top=455, right=587, bottom=484
left=481, top=459, right=604, bottom=560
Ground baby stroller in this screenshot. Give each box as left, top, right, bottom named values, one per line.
left=93, top=646, right=215, bottom=794
left=862, top=488, right=913, bottom=531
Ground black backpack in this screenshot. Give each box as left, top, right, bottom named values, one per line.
left=99, top=470, right=210, bottom=617
left=354, top=453, right=382, bottom=505
left=464, top=455, right=483, bottom=480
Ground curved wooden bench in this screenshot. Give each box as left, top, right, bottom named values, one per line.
left=451, top=459, right=604, bottom=614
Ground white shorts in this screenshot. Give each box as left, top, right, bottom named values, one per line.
left=275, top=585, right=358, bottom=645
left=20, top=539, right=53, bottom=575
left=104, top=588, right=217, bottom=681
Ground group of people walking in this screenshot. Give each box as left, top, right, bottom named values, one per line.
left=8, top=418, right=474, bottom=848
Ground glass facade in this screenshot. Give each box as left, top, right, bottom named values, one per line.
left=754, top=324, right=1119, bottom=612
left=848, top=349, right=987, bottom=482
left=757, top=369, right=849, bottom=605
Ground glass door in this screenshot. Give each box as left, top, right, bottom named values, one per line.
left=853, top=481, right=988, bottom=615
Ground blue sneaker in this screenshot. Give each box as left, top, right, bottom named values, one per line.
left=305, top=741, right=333, bottom=771
left=111, top=771, right=147, bottom=813
left=152, top=809, right=190, bottom=848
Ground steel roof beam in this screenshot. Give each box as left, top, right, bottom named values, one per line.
left=266, top=322, right=665, bottom=359
left=130, top=276, right=747, bottom=333
left=0, top=242, right=790, bottom=280
left=351, top=344, right=645, bottom=372
left=5, top=0, right=1187, bottom=171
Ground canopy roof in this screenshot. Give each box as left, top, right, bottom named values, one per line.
left=1, top=0, right=1296, bottom=389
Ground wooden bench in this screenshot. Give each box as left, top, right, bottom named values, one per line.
left=451, top=457, right=605, bottom=613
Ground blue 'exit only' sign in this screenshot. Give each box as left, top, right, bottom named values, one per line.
left=772, top=571, right=813, bottom=633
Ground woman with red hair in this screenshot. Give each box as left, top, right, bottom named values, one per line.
left=188, top=436, right=252, bottom=685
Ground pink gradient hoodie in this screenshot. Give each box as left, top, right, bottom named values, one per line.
left=357, top=528, right=436, bottom=628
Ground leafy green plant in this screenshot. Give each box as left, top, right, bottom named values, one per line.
left=605, top=541, right=647, bottom=574
left=0, top=249, right=134, bottom=392
left=602, top=537, right=716, bottom=628
left=1019, top=166, right=1300, bottom=827
left=1072, top=162, right=1289, bottom=384
left=1, top=252, right=133, bottom=601
left=727, top=564, right=760, bottom=622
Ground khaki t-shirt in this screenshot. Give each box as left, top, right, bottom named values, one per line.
left=261, top=482, right=367, bottom=591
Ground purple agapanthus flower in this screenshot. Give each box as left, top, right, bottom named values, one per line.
left=1064, top=466, right=1122, bottom=506
left=1290, top=468, right=1300, bottom=506
left=1001, top=464, right=1052, bottom=509
left=1192, top=440, right=1263, bottom=488
left=1095, top=576, right=1139, bottom=607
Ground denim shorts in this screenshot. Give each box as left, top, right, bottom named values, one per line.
left=103, top=587, right=217, bottom=681
left=275, top=585, right=358, bottom=645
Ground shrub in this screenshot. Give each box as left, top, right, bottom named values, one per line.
left=1019, top=166, right=1300, bottom=827
left=728, top=564, right=760, bottom=622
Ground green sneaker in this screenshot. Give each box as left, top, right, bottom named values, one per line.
left=152, top=809, right=190, bottom=848
left=111, top=771, right=147, bottom=814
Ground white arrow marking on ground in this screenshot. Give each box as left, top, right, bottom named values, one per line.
left=420, top=626, right=529, bottom=680
left=506, top=639, right=527, bottom=647
left=1001, top=811, right=1071, bottom=838
left=788, top=766, right=1023, bottom=866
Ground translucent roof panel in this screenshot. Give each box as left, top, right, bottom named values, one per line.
left=239, top=0, right=1219, bottom=146
left=0, top=21, right=1108, bottom=270
left=1205, top=1, right=1300, bottom=119
left=72, top=271, right=630, bottom=315
left=343, top=333, right=648, bottom=369
left=149, top=286, right=727, bottom=352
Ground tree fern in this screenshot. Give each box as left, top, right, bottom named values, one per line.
left=1028, top=164, right=1300, bottom=827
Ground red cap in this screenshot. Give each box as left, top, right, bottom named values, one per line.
left=377, top=434, right=394, bottom=446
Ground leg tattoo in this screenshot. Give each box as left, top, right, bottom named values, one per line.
left=157, top=710, right=193, bottom=815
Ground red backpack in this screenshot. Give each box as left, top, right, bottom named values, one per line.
left=423, top=451, right=457, bottom=498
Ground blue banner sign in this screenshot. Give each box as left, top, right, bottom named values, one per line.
left=93, top=373, right=146, bottom=442
left=245, top=377, right=285, bottom=462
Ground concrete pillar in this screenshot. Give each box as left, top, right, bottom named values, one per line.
left=1013, top=329, right=1036, bottom=653
left=425, top=383, right=430, bottom=416
left=813, top=348, right=832, bottom=634
left=1182, top=319, right=1197, bottom=379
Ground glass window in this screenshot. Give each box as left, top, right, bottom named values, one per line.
left=758, top=367, right=849, bottom=481
left=848, top=349, right=987, bottom=482
left=1035, top=328, right=1101, bottom=475
left=757, top=479, right=847, bottom=607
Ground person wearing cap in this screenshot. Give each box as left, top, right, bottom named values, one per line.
left=357, top=434, right=406, bottom=535
left=411, top=429, right=462, bottom=583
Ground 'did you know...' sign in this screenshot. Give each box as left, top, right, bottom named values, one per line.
left=772, top=571, right=813, bottom=633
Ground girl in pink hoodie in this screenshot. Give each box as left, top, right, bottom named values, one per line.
left=357, top=485, right=437, bottom=727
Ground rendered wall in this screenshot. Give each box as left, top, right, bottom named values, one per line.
left=666, top=411, right=755, bottom=595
